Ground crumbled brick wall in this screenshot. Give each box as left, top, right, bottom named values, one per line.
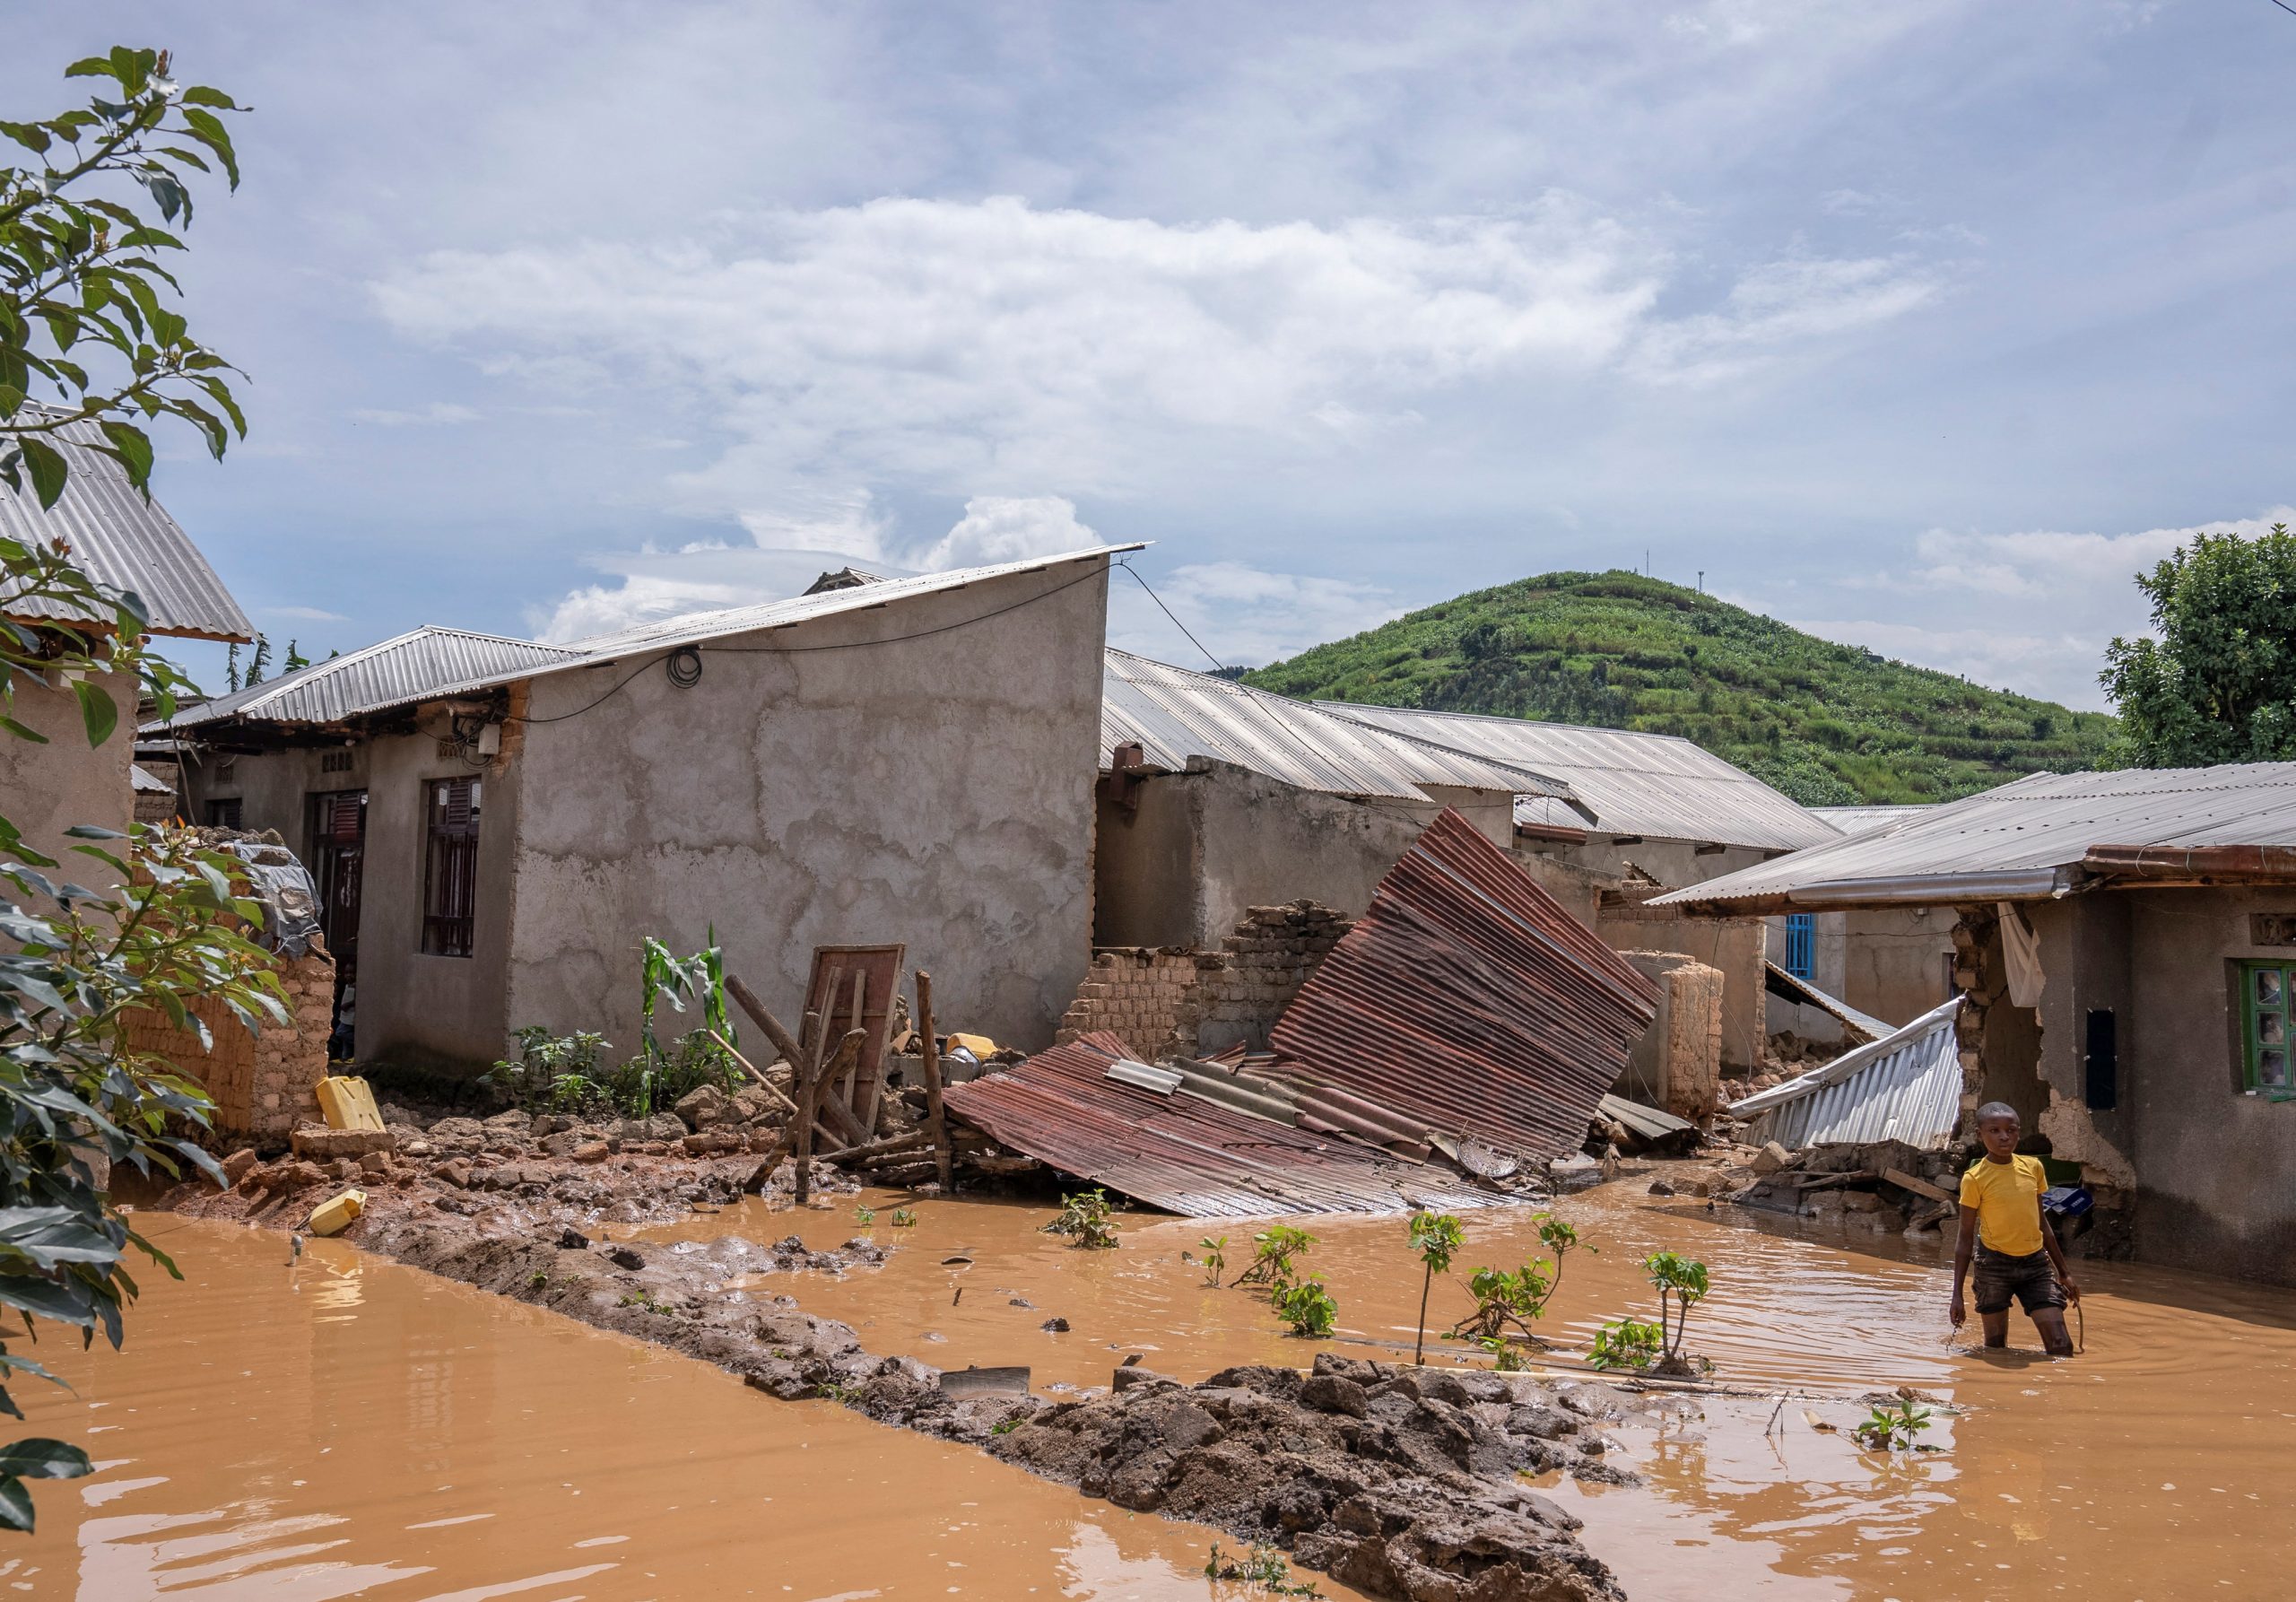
left=1621, top=950, right=1725, bottom=1120
left=1054, top=900, right=1354, bottom=1059
left=123, top=944, right=333, bottom=1140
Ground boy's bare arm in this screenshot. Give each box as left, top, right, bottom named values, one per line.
left=1949, top=1207, right=1979, bottom=1325
left=2039, top=1206, right=2080, bottom=1301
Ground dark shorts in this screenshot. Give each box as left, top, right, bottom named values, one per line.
left=1974, top=1247, right=2066, bottom=1316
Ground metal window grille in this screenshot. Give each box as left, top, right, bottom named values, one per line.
left=205, top=797, right=242, bottom=830
left=1783, top=912, right=1815, bottom=981
left=2239, top=960, right=2296, bottom=1099
left=421, top=777, right=481, bottom=958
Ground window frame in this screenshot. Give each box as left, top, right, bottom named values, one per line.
left=1782, top=911, right=1816, bottom=982
left=2236, top=959, right=2296, bottom=1101
left=420, top=776, right=482, bottom=959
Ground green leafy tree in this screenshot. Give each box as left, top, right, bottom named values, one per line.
left=1405, top=1210, right=1464, bottom=1365
left=2101, top=527, right=2296, bottom=767
left=0, top=47, right=261, bottom=1532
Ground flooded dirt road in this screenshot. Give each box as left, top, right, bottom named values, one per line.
left=633, top=1175, right=2296, bottom=1600
left=9, top=1218, right=1372, bottom=1602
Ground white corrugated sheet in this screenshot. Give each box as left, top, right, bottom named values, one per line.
left=1652, top=763, right=2296, bottom=911
left=1731, top=997, right=1963, bottom=1149
left=1319, top=702, right=1838, bottom=851
left=155, top=628, right=583, bottom=730
left=1764, top=960, right=1892, bottom=1041
left=1811, top=804, right=1936, bottom=836
left=1, top=412, right=252, bottom=641
left=1105, top=650, right=1578, bottom=804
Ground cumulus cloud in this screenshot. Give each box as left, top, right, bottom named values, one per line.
left=372, top=195, right=1944, bottom=533
left=1109, top=560, right=1406, bottom=668
left=914, top=496, right=1099, bottom=570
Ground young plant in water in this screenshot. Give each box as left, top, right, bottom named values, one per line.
left=1042, top=1188, right=1119, bottom=1248
left=1851, top=1396, right=1934, bottom=1451
left=1200, top=1235, right=1229, bottom=1287
left=1274, top=1274, right=1338, bottom=1338
left=1204, top=1540, right=1322, bottom=1596
left=1585, top=1317, right=1664, bottom=1371
left=1474, top=1335, right=1529, bottom=1372
left=1450, top=1212, right=1586, bottom=1354
left=856, top=1206, right=876, bottom=1226
left=1407, top=1210, right=1465, bottom=1365
left=889, top=1207, right=919, bottom=1229
left=1234, top=1224, right=1316, bottom=1288
left=1644, top=1250, right=1711, bottom=1374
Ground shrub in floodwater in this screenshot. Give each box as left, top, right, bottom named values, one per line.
left=1200, top=1235, right=1229, bottom=1287
left=1205, top=1540, right=1322, bottom=1595
left=1234, top=1224, right=1315, bottom=1289
left=889, top=1207, right=918, bottom=1229
left=1450, top=1213, right=1586, bottom=1355
left=1042, top=1188, right=1118, bottom=1249
left=1586, top=1317, right=1663, bottom=1371
left=1474, top=1335, right=1529, bottom=1372
left=1852, top=1397, right=1933, bottom=1451
left=1274, top=1274, right=1338, bottom=1338
left=1407, top=1210, right=1465, bottom=1365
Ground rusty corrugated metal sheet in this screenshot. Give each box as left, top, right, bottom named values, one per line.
left=941, top=1032, right=1502, bottom=1218
left=1270, top=809, right=1661, bottom=1162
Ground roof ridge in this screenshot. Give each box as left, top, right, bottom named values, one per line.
left=1321, top=698, right=1706, bottom=749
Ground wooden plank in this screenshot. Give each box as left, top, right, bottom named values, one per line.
left=793, top=1007, right=824, bottom=1206
left=802, top=943, right=904, bottom=1128
left=916, top=970, right=952, bottom=1191
left=1885, top=1166, right=1958, bottom=1206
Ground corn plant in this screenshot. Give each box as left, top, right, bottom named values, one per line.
left=1233, top=1224, right=1315, bottom=1288
left=1199, top=1235, right=1228, bottom=1287
left=1042, top=1188, right=1118, bottom=1248
left=1406, top=1211, right=1465, bottom=1365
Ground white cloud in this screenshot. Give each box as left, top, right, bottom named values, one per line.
left=349, top=402, right=480, bottom=427
left=1109, top=560, right=1405, bottom=668
left=265, top=604, right=350, bottom=623
left=372, top=195, right=1944, bottom=535
left=914, top=496, right=1098, bottom=570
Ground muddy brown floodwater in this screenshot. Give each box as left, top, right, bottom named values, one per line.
left=8, top=1217, right=1378, bottom=1601
left=631, top=1173, right=2296, bottom=1601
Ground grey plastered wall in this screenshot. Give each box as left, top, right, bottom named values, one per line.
left=1092, top=760, right=1482, bottom=951
left=1598, top=902, right=1766, bottom=1071
left=0, top=670, right=134, bottom=878
left=1842, top=906, right=1956, bottom=1026
left=185, top=714, right=517, bottom=1068
left=507, top=560, right=1109, bottom=1055
left=2107, top=887, right=2296, bottom=1285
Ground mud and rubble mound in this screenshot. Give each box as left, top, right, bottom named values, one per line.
left=990, top=1354, right=1628, bottom=1601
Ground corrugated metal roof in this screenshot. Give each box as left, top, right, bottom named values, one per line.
left=0, top=412, right=252, bottom=641
left=1319, top=702, right=1837, bottom=851
left=1271, top=808, right=1662, bottom=1162
left=1104, top=649, right=1578, bottom=804
left=1730, top=997, right=1962, bottom=1150
left=156, top=546, right=1140, bottom=731
left=942, top=1031, right=1501, bottom=1217
left=154, top=627, right=583, bottom=730
left=1811, top=804, right=1936, bottom=836
left=1650, top=763, right=2296, bottom=912
left=129, top=763, right=172, bottom=793
left=1763, top=961, right=1890, bottom=1042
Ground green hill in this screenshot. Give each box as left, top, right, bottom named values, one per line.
left=1241, top=570, right=2117, bottom=805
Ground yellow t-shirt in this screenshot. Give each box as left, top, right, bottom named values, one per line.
left=1960, top=1154, right=2048, bottom=1256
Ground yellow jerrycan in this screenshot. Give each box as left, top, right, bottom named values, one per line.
left=307, top=1188, right=365, bottom=1237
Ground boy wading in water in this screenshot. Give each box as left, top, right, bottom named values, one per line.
left=1949, top=1101, right=2080, bottom=1355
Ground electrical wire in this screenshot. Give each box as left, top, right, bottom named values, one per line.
left=1115, top=559, right=1226, bottom=675
left=2273, top=0, right=2296, bottom=18
left=509, top=559, right=1114, bottom=727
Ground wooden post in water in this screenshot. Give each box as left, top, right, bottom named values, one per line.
left=916, top=971, right=952, bottom=1191
left=793, top=1006, right=825, bottom=1206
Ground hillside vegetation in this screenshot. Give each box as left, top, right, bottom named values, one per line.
left=1242, top=570, right=2117, bottom=805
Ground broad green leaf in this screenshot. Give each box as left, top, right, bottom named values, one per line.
left=0, top=1209, right=120, bottom=1270
left=0, top=1275, right=96, bottom=1328
left=15, top=440, right=65, bottom=511
left=0, top=1439, right=91, bottom=1480
left=0, top=1474, right=33, bottom=1533
left=70, top=680, right=117, bottom=748
left=95, top=422, right=152, bottom=495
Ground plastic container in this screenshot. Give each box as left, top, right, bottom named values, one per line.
left=316, top=1075, right=385, bottom=1133
left=944, top=1032, right=999, bottom=1058
left=307, top=1188, right=365, bottom=1237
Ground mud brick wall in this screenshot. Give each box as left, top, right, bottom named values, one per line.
left=1053, top=947, right=1216, bottom=1058
left=122, top=945, right=333, bottom=1141
left=1621, top=951, right=1725, bottom=1120
left=1054, top=901, right=1355, bottom=1059
left=1195, top=901, right=1354, bottom=1055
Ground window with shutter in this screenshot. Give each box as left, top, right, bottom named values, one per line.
left=421, top=778, right=482, bottom=957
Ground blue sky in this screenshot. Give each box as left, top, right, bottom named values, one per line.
left=12, top=2, right=2296, bottom=708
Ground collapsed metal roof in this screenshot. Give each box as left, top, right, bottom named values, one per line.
left=1271, top=808, right=1662, bottom=1162
left=1, top=412, right=253, bottom=642
left=1649, top=763, right=2296, bottom=914
left=941, top=1032, right=1501, bottom=1217
left=153, top=627, right=583, bottom=730
left=1319, top=702, right=1837, bottom=852
left=1728, top=997, right=1963, bottom=1150
left=1763, top=960, right=1890, bottom=1042
left=1103, top=649, right=1578, bottom=805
